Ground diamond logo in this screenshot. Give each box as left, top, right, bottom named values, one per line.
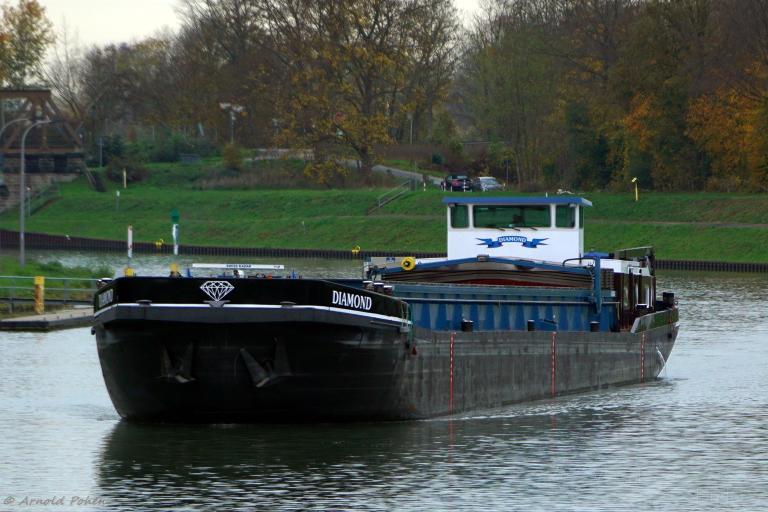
left=200, top=280, right=234, bottom=307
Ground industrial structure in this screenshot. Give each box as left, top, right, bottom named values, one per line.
left=0, top=88, right=84, bottom=173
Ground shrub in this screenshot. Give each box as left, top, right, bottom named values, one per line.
left=222, top=143, right=245, bottom=171
left=86, top=135, right=125, bottom=167
left=123, top=131, right=218, bottom=164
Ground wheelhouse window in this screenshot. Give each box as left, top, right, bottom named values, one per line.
left=473, top=205, right=550, bottom=228
left=450, top=204, right=469, bottom=228
left=555, top=205, right=577, bottom=228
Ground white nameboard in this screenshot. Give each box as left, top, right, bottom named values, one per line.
left=192, top=263, right=285, bottom=270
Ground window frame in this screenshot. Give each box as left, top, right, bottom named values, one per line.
left=472, top=204, right=552, bottom=229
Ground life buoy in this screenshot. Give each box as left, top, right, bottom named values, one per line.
left=401, top=257, right=416, bottom=271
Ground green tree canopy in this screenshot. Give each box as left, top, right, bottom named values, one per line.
left=0, top=0, right=53, bottom=87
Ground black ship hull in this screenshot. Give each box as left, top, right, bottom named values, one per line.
left=93, top=277, right=678, bottom=422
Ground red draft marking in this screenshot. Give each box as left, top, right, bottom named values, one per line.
left=449, top=331, right=455, bottom=414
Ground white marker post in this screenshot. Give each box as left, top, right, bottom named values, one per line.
left=170, top=208, right=180, bottom=257
left=127, top=225, right=133, bottom=259
left=125, top=225, right=135, bottom=276
left=172, top=223, right=179, bottom=256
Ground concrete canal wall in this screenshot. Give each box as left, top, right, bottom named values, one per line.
left=2, top=229, right=767, bottom=273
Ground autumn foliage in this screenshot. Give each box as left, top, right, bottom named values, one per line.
left=6, top=0, right=768, bottom=192
left=459, top=0, right=768, bottom=192
left=0, top=0, right=52, bottom=86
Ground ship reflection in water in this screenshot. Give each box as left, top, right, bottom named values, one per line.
left=97, top=402, right=638, bottom=510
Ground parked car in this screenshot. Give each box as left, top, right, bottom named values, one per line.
left=472, top=176, right=504, bottom=191
left=444, top=174, right=472, bottom=192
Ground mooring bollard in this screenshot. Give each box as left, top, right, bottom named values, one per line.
left=34, top=275, right=45, bottom=315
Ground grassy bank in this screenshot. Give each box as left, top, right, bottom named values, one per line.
left=0, top=256, right=112, bottom=278
left=1, top=162, right=767, bottom=262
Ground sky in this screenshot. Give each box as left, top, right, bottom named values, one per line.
left=37, top=0, right=483, bottom=47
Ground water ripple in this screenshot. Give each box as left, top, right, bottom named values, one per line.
left=1, top=271, right=767, bottom=510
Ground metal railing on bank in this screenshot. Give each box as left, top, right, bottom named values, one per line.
left=368, top=179, right=416, bottom=213
left=0, top=275, right=99, bottom=314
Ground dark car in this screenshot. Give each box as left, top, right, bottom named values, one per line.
left=444, top=174, right=472, bottom=192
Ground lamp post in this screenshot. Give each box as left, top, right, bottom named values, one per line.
left=631, top=177, right=639, bottom=202
left=219, top=102, right=244, bottom=145
left=19, top=119, right=51, bottom=266
left=0, top=117, right=30, bottom=145
left=0, top=118, right=30, bottom=170
left=1, top=118, right=30, bottom=259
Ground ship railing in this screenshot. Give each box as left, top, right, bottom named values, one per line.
left=562, top=256, right=603, bottom=314
left=190, top=263, right=286, bottom=278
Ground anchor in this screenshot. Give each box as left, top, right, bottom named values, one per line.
left=240, top=341, right=291, bottom=389
left=160, top=342, right=196, bottom=383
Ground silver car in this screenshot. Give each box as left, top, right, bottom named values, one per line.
left=472, top=176, right=504, bottom=191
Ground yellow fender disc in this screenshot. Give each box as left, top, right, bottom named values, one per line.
left=401, top=257, right=417, bottom=271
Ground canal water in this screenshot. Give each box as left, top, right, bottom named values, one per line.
left=1, top=256, right=767, bottom=511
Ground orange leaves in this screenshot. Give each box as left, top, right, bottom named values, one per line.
left=622, top=94, right=665, bottom=153
left=686, top=88, right=767, bottom=191
left=272, top=0, right=444, bottom=177
left=302, top=159, right=348, bottom=187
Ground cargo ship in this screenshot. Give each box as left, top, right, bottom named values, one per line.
left=92, top=196, right=678, bottom=422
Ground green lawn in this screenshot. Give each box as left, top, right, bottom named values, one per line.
left=0, top=256, right=111, bottom=278
left=1, top=163, right=767, bottom=262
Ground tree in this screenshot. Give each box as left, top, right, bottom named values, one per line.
left=457, top=0, right=565, bottom=188
left=265, top=0, right=459, bottom=178
left=0, top=0, right=53, bottom=87
left=180, top=0, right=282, bottom=145
left=41, top=23, right=87, bottom=121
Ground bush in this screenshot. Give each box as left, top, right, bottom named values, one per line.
left=222, top=143, right=245, bottom=171
left=106, top=157, right=149, bottom=184
left=123, top=131, right=219, bottom=164
left=193, top=159, right=398, bottom=190
left=86, top=135, right=125, bottom=167
left=445, top=137, right=467, bottom=170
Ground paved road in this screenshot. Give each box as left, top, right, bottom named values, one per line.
left=252, top=151, right=443, bottom=186
left=342, top=160, right=443, bottom=186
